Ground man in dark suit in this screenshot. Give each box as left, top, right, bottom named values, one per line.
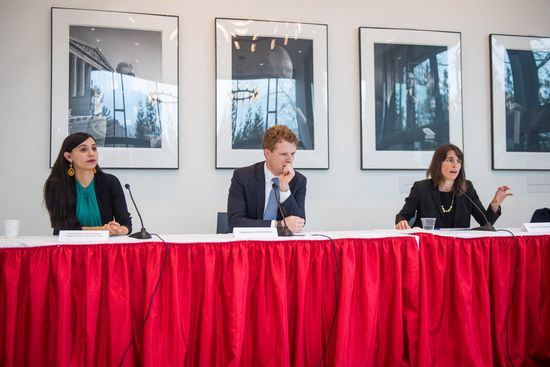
left=405, top=71, right=417, bottom=129
left=531, top=208, right=550, bottom=222
left=227, top=125, right=306, bottom=233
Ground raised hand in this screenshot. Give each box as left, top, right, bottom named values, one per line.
left=279, top=163, right=295, bottom=192
left=490, top=185, right=512, bottom=212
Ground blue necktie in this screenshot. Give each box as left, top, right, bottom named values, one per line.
left=263, top=177, right=279, bottom=220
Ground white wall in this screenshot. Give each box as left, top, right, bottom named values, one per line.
left=1, top=0, right=549, bottom=235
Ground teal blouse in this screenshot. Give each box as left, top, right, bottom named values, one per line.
left=75, top=179, right=102, bottom=227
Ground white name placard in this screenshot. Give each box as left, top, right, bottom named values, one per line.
left=521, top=222, right=550, bottom=233
left=59, top=230, right=109, bottom=242
left=233, top=227, right=278, bottom=239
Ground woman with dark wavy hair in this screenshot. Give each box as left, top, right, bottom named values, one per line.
left=395, top=143, right=512, bottom=229
left=44, top=132, right=132, bottom=235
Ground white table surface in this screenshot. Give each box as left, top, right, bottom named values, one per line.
left=1, top=227, right=547, bottom=249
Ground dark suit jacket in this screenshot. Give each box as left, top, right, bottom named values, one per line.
left=227, top=161, right=307, bottom=232
left=395, top=179, right=501, bottom=229
left=53, top=172, right=132, bottom=234
left=531, top=208, right=550, bottom=223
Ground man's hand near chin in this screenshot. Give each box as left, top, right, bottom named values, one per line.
left=279, top=163, right=295, bottom=192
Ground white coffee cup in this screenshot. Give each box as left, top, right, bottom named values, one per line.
left=4, top=219, right=20, bottom=238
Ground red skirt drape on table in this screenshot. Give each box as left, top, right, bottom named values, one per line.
left=0, top=237, right=419, bottom=366
left=418, top=234, right=550, bottom=367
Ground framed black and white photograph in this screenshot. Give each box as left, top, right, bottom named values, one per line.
left=51, top=8, right=179, bottom=168
left=215, top=18, right=329, bottom=169
left=359, top=27, right=463, bottom=170
left=490, top=34, right=550, bottom=170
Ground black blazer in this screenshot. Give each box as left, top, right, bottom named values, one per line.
left=53, top=172, right=132, bottom=234
left=395, top=179, right=501, bottom=229
left=531, top=208, right=550, bottom=223
left=227, top=161, right=307, bottom=232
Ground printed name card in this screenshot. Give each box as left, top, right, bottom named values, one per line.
left=521, top=222, right=550, bottom=233
left=59, top=230, right=109, bottom=243
left=233, top=227, right=278, bottom=239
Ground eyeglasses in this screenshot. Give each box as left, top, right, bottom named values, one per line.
left=444, top=157, right=462, bottom=164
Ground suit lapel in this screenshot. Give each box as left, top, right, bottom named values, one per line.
left=255, top=162, right=266, bottom=219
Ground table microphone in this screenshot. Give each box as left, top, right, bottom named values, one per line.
left=272, top=183, right=293, bottom=237
left=462, top=191, right=496, bottom=231
left=124, top=184, right=152, bottom=239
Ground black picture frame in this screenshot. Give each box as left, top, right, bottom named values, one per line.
left=215, top=18, right=329, bottom=169
left=51, top=7, right=179, bottom=169
left=490, top=33, right=550, bottom=170
left=359, top=27, right=463, bottom=170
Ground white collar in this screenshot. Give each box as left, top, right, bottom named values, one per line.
left=263, top=162, right=277, bottom=183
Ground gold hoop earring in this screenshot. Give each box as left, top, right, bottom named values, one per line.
left=68, top=162, right=75, bottom=177
left=93, top=167, right=97, bottom=174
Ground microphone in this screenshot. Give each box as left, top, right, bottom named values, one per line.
left=124, top=184, right=152, bottom=239
left=272, top=183, right=293, bottom=237
left=462, top=191, right=496, bottom=231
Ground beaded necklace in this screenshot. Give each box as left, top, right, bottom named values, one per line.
left=441, top=191, right=455, bottom=213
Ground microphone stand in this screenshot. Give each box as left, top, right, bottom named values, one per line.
left=463, top=191, right=496, bottom=231
left=272, top=183, right=293, bottom=237
left=124, top=184, right=152, bottom=239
